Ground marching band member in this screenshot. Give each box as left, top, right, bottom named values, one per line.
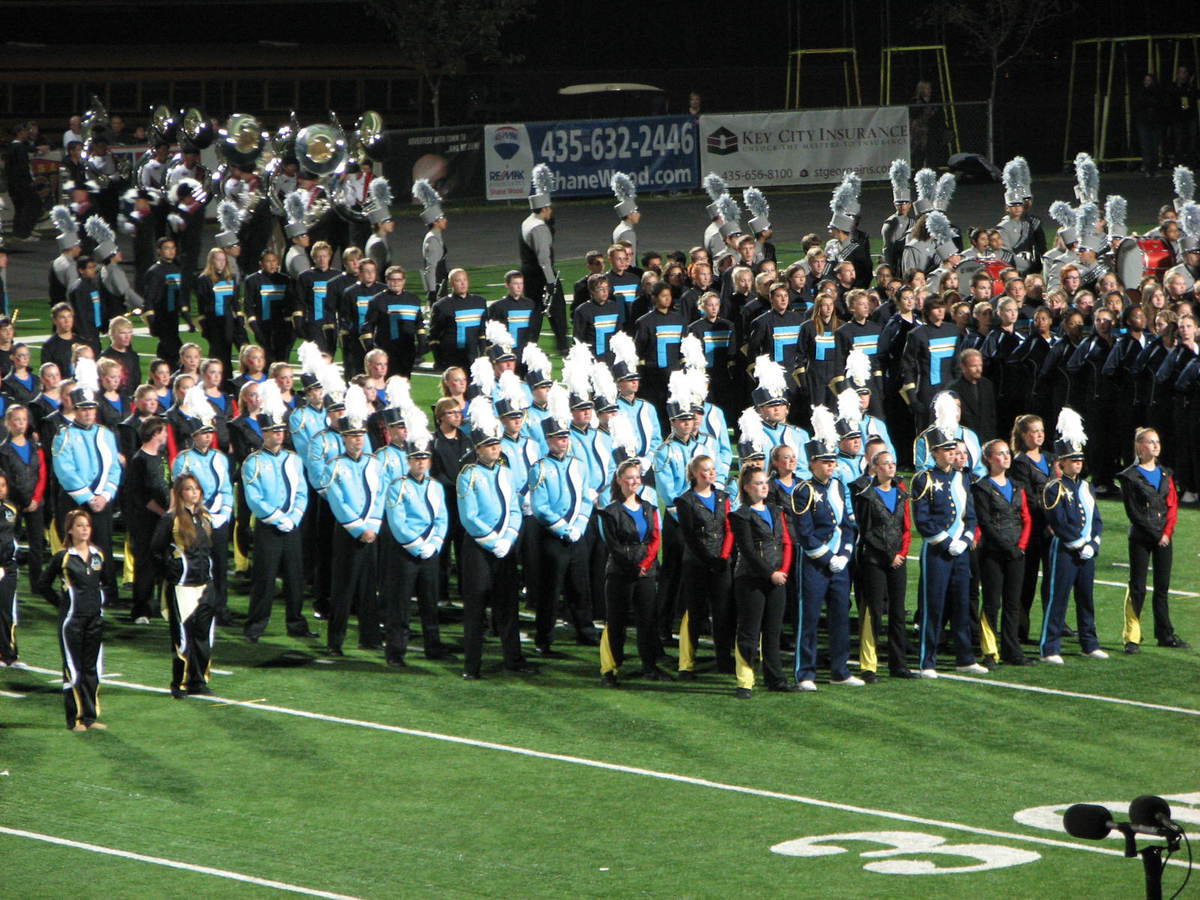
left=153, top=473, right=218, bottom=698
left=320, top=386, right=384, bottom=655
left=1116, top=428, right=1188, bottom=653
left=910, top=395, right=986, bottom=678
left=456, top=399, right=529, bottom=679
left=792, top=407, right=860, bottom=690
left=412, top=178, right=448, bottom=304
left=597, top=457, right=662, bottom=686
left=1040, top=409, right=1106, bottom=664
left=972, top=438, right=1033, bottom=667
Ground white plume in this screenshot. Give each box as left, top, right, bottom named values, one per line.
left=754, top=355, right=787, bottom=398
left=467, top=395, right=502, bottom=441
left=836, top=388, right=862, bottom=427
left=407, top=415, right=432, bottom=451
left=484, top=319, right=514, bottom=352
left=933, top=390, right=960, bottom=435
left=679, top=332, right=707, bottom=372
left=685, top=365, right=709, bottom=410
left=926, top=210, right=954, bottom=245
left=934, top=173, right=956, bottom=210
left=1181, top=202, right=1200, bottom=240
left=667, top=369, right=692, bottom=409
left=1174, top=166, right=1195, bottom=203
left=51, top=204, right=77, bottom=235
left=298, top=340, right=324, bottom=376
left=562, top=341, right=594, bottom=400
left=610, top=331, right=639, bottom=373
left=717, top=193, right=740, bottom=225
left=1105, top=195, right=1127, bottom=232
left=703, top=172, right=728, bottom=203
left=889, top=159, right=911, bottom=196
left=498, top=370, right=529, bottom=412
left=522, top=342, right=552, bottom=378
left=84, top=214, right=115, bottom=246
left=845, top=347, right=872, bottom=389
left=546, top=383, right=571, bottom=430
left=217, top=199, right=242, bottom=234
left=531, top=163, right=555, bottom=197
left=737, top=406, right=767, bottom=454
left=412, top=178, right=442, bottom=208
left=317, top=359, right=346, bottom=400
left=1074, top=152, right=1099, bottom=203
left=368, top=176, right=392, bottom=210
left=384, top=375, right=411, bottom=411
left=590, top=361, right=617, bottom=404
left=608, top=409, right=638, bottom=457
left=611, top=172, right=636, bottom=202
left=1056, top=406, right=1088, bottom=448
left=1049, top=200, right=1075, bottom=230
left=810, top=405, right=838, bottom=451
left=343, top=385, right=371, bottom=427
left=74, top=357, right=99, bottom=394
left=259, top=379, right=287, bottom=421
left=181, top=384, right=215, bottom=425
left=469, top=356, right=495, bottom=396
left=743, top=186, right=770, bottom=221
left=914, top=168, right=937, bottom=203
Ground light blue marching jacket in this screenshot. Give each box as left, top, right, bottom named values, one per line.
left=568, top=424, right=608, bottom=499
left=652, top=431, right=718, bottom=520
left=698, top=401, right=732, bottom=482
left=241, top=446, right=308, bottom=530
left=761, top=419, right=812, bottom=480
left=374, top=442, right=410, bottom=487
left=53, top=420, right=122, bottom=504
left=500, top=431, right=540, bottom=516
left=172, top=447, right=234, bottom=529
left=306, top=427, right=346, bottom=493
left=386, top=473, right=448, bottom=559
left=288, top=402, right=326, bottom=461
left=616, top=394, right=662, bottom=473
left=528, top=451, right=594, bottom=539
left=456, top=458, right=522, bottom=554
left=321, top=451, right=384, bottom=539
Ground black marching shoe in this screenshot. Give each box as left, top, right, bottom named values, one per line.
left=1124, top=641, right=1141, bottom=654
left=189, top=684, right=213, bottom=696
left=576, top=632, right=601, bottom=647
left=170, top=686, right=187, bottom=699
left=386, top=657, right=407, bottom=668
left=533, top=645, right=568, bottom=659
left=735, top=687, right=753, bottom=699
left=640, top=667, right=674, bottom=681
left=860, top=671, right=878, bottom=684
left=506, top=661, right=541, bottom=674
left=289, top=629, right=319, bottom=639
left=981, top=655, right=999, bottom=671
left=677, top=670, right=697, bottom=681
left=600, top=672, right=620, bottom=688
left=889, top=668, right=922, bottom=679
left=1158, top=635, right=1191, bottom=649
left=462, top=672, right=482, bottom=681
left=767, top=681, right=802, bottom=692
left=323, top=646, right=344, bottom=657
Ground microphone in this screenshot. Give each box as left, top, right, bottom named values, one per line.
left=1064, top=803, right=1115, bottom=840
left=1129, top=795, right=1184, bottom=836
left=1063, top=804, right=1177, bottom=840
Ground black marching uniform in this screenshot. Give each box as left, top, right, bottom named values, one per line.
left=38, top=544, right=108, bottom=729
left=152, top=508, right=217, bottom=696
left=597, top=497, right=661, bottom=680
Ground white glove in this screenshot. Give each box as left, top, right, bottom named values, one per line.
left=167, top=213, right=184, bottom=232
left=419, top=542, right=437, bottom=559
left=493, top=538, right=512, bottom=558
left=585, top=488, right=598, bottom=502
left=1079, top=545, right=1095, bottom=560
left=948, top=539, right=968, bottom=557
left=277, top=519, right=294, bottom=533
left=566, top=525, right=582, bottom=542
left=828, top=555, right=848, bottom=573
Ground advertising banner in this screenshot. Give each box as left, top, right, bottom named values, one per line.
left=484, top=116, right=700, bottom=201
left=379, top=126, right=485, bottom=203
left=698, top=107, right=910, bottom=187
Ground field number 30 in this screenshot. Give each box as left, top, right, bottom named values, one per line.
left=771, top=831, right=1040, bottom=874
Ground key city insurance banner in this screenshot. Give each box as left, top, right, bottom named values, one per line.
left=484, top=116, right=700, bottom=201
left=698, top=107, right=910, bottom=187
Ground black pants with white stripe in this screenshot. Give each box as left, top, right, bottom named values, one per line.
left=0, top=569, right=18, bottom=664
left=59, top=613, right=103, bottom=728
left=166, top=584, right=215, bottom=693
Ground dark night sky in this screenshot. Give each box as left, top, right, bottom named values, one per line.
left=3, top=0, right=1198, bottom=59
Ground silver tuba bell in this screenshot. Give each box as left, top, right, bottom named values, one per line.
left=295, top=122, right=347, bottom=177
left=179, top=106, right=215, bottom=151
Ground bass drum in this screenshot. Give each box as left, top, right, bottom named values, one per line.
left=981, top=259, right=1009, bottom=297
left=1135, top=237, right=1173, bottom=283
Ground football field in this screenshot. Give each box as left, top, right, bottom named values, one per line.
left=2, top=497, right=1197, bottom=898
left=2, top=251, right=1198, bottom=897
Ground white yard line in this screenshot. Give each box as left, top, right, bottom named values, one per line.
left=901, top=556, right=1198, bottom=598
left=937, top=672, right=1200, bottom=716
left=8, top=665, right=1184, bottom=867
left=0, top=826, right=363, bottom=899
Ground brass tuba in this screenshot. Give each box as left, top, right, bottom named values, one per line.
left=295, top=122, right=347, bottom=177
left=350, top=110, right=384, bottom=163
left=179, top=106, right=214, bottom=150
left=218, top=113, right=266, bottom=169
left=80, top=94, right=110, bottom=149
left=148, top=103, right=178, bottom=144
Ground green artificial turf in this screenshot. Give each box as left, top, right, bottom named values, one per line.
left=2, top=262, right=1198, bottom=897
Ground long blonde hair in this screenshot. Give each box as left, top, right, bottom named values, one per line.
left=202, top=247, right=234, bottom=283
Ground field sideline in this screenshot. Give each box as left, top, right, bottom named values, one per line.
left=2, top=259, right=1198, bottom=897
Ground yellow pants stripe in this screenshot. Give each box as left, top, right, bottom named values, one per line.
left=1122, top=588, right=1142, bottom=645
left=979, top=601, right=999, bottom=658
left=49, top=525, right=62, bottom=555
left=599, top=626, right=617, bottom=674
left=678, top=610, right=694, bottom=672
left=859, top=606, right=877, bottom=673
left=734, top=643, right=756, bottom=690
left=122, top=537, right=135, bottom=586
